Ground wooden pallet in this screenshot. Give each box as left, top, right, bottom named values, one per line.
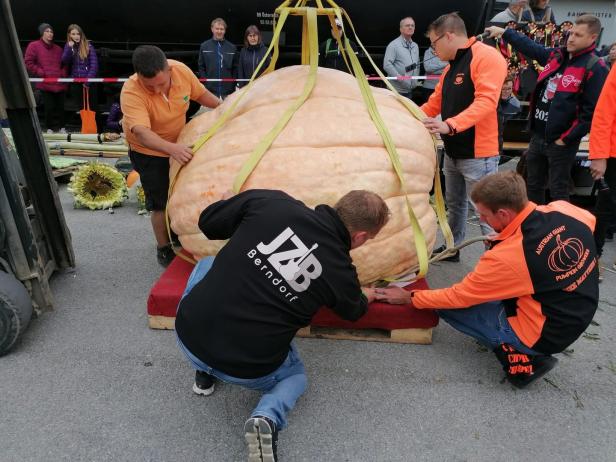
left=149, top=315, right=432, bottom=345
left=149, top=315, right=175, bottom=330
left=297, top=325, right=432, bottom=345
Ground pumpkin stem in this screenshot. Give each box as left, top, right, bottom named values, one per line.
left=555, top=233, right=563, bottom=247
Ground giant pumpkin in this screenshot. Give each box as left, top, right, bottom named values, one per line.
left=168, top=65, right=437, bottom=284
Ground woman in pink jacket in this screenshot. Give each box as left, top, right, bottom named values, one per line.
left=24, top=23, right=67, bottom=133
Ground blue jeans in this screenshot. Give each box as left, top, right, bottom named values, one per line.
left=176, top=257, right=307, bottom=429
left=437, top=301, right=539, bottom=355
left=443, top=155, right=499, bottom=245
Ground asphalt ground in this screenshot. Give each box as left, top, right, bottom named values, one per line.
left=1, top=160, right=615, bottom=462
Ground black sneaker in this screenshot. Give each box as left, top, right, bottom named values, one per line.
left=494, top=344, right=558, bottom=389
left=156, top=243, right=175, bottom=267
left=244, top=416, right=278, bottom=462
left=508, top=355, right=559, bottom=389
left=432, top=245, right=460, bottom=263
left=192, top=370, right=215, bottom=396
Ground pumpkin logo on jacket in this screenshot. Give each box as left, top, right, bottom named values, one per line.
left=454, top=73, right=465, bottom=85
left=536, top=226, right=592, bottom=283
left=548, top=234, right=584, bottom=273
left=247, top=227, right=322, bottom=298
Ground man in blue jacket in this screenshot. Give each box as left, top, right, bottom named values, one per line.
left=486, top=14, right=609, bottom=204
left=175, top=189, right=389, bottom=462
left=198, top=18, right=238, bottom=99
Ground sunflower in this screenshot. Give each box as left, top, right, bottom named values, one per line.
left=68, top=162, right=128, bottom=210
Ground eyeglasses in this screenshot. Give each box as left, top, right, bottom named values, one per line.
left=430, top=34, right=446, bottom=50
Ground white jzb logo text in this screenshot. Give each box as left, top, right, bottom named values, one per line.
left=256, top=227, right=322, bottom=292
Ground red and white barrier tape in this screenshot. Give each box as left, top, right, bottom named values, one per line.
left=28, top=75, right=440, bottom=83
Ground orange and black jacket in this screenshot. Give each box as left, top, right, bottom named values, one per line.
left=421, top=37, right=508, bottom=159
left=590, top=65, right=616, bottom=160
left=412, top=201, right=599, bottom=354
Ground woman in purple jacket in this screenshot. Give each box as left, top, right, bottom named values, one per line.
left=62, top=24, right=99, bottom=115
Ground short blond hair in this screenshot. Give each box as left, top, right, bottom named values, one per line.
left=575, top=14, right=602, bottom=36
left=426, top=12, right=467, bottom=37
left=334, top=190, right=390, bottom=234
left=470, top=171, right=528, bottom=213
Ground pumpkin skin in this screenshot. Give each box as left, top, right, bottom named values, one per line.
left=168, top=65, right=437, bottom=284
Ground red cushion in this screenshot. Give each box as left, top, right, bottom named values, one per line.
left=148, top=255, right=438, bottom=330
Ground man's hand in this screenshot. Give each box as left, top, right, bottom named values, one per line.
left=484, top=232, right=498, bottom=249
left=373, top=287, right=413, bottom=305
left=554, top=139, right=566, bottom=146
left=166, top=143, right=193, bottom=165
left=423, top=118, right=451, bottom=135
left=362, top=287, right=376, bottom=304
left=485, top=26, right=505, bottom=39
left=590, top=159, right=608, bottom=180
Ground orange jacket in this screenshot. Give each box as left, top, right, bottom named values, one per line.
left=589, top=65, right=616, bottom=160
left=421, top=37, right=507, bottom=158
left=412, top=201, right=599, bottom=353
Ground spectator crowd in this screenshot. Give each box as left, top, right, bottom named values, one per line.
left=21, top=3, right=616, bottom=274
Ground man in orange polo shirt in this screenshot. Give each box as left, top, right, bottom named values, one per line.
left=121, top=45, right=220, bottom=266
left=421, top=13, right=508, bottom=262
left=376, top=172, right=599, bottom=389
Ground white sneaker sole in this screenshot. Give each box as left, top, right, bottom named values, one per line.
left=192, top=382, right=215, bottom=396
left=244, top=418, right=275, bottom=462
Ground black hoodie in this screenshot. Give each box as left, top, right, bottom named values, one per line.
left=175, top=190, right=368, bottom=378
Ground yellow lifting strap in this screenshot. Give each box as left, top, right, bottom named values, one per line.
left=165, top=4, right=293, bottom=262
left=306, top=0, right=453, bottom=273
left=166, top=0, right=454, bottom=277
left=232, top=7, right=320, bottom=194
left=336, top=7, right=454, bottom=255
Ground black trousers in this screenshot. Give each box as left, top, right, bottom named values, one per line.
left=594, top=158, right=616, bottom=257
left=128, top=150, right=170, bottom=212
left=42, top=90, right=66, bottom=131
left=67, top=83, right=98, bottom=111
left=526, top=134, right=580, bottom=204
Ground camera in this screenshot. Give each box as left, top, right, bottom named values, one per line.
left=405, top=63, right=417, bottom=73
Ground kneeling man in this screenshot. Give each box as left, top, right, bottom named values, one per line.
left=378, top=172, right=599, bottom=388
left=176, top=189, right=389, bottom=461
